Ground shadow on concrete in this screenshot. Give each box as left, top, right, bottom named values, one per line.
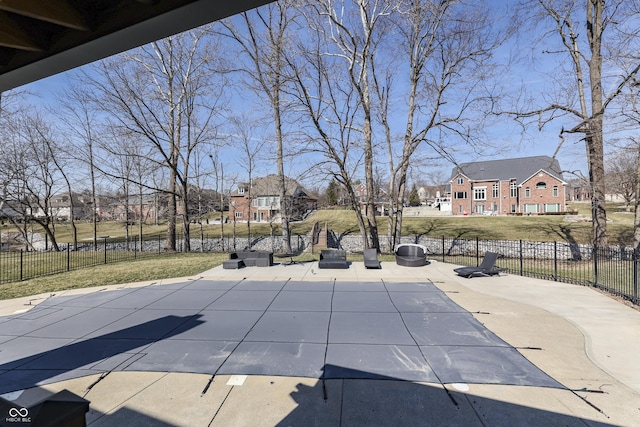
left=88, top=406, right=180, bottom=427
left=277, top=365, right=616, bottom=427
left=0, top=314, right=204, bottom=395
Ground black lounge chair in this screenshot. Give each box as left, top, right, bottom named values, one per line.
left=454, top=252, right=501, bottom=278
left=364, top=248, right=381, bottom=269
left=318, top=249, right=348, bottom=269
left=394, top=244, right=427, bottom=267
left=223, top=250, right=273, bottom=269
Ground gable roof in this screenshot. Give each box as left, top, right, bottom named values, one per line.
left=231, top=175, right=316, bottom=200
left=520, top=168, right=567, bottom=186
left=450, top=156, right=564, bottom=183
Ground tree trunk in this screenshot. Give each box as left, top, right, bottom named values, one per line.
left=165, top=168, right=177, bottom=252
left=364, top=117, right=379, bottom=250
left=179, top=183, right=191, bottom=252
left=274, top=91, right=292, bottom=253
left=587, top=0, right=608, bottom=248
left=634, top=142, right=640, bottom=250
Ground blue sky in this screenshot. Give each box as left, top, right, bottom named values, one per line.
left=17, top=0, right=604, bottom=188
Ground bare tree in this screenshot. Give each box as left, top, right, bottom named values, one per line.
left=218, top=0, right=299, bottom=253
left=82, top=28, right=224, bottom=252
left=209, top=151, right=226, bottom=250
left=605, top=149, right=637, bottom=208
left=2, top=112, right=64, bottom=251
left=619, top=76, right=640, bottom=249
left=383, top=0, right=501, bottom=248
left=286, top=16, right=371, bottom=249
left=509, top=0, right=640, bottom=247
left=54, top=83, right=104, bottom=249
left=308, top=0, right=395, bottom=250
left=232, top=116, right=267, bottom=250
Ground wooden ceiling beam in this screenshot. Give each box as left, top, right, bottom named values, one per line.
left=0, top=12, right=42, bottom=51
left=0, top=0, right=89, bottom=31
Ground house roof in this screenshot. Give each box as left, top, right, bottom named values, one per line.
left=232, top=175, right=316, bottom=200
left=450, top=156, right=564, bottom=183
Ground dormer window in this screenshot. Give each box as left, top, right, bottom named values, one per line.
left=536, top=182, right=547, bottom=189
left=238, top=187, right=245, bottom=194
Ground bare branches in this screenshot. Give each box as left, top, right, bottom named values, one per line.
left=503, top=0, right=640, bottom=247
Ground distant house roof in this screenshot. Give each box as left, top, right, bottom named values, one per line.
left=450, top=156, right=564, bottom=183
left=0, top=204, right=20, bottom=218
left=232, top=175, right=316, bottom=200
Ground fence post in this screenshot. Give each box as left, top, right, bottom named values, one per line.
left=104, top=238, right=107, bottom=264
left=553, top=241, right=558, bottom=281
left=476, top=237, right=480, bottom=266
left=593, top=245, right=598, bottom=286
left=20, top=250, right=23, bottom=281
left=634, top=247, right=639, bottom=305
left=441, top=236, right=445, bottom=262
left=519, top=240, right=523, bottom=276
left=67, top=243, right=70, bottom=271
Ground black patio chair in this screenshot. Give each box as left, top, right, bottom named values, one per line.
left=454, top=252, right=501, bottom=278
left=363, top=248, right=381, bottom=269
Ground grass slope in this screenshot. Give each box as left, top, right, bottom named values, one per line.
left=0, top=253, right=227, bottom=300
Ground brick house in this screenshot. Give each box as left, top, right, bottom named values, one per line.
left=110, top=195, right=159, bottom=223
left=38, top=192, right=102, bottom=221
left=353, top=182, right=390, bottom=215
left=449, top=156, right=567, bottom=215
left=229, top=175, right=317, bottom=222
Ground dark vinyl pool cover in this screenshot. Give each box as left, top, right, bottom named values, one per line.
left=0, top=279, right=561, bottom=394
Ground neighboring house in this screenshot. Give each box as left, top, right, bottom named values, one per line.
left=418, top=185, right=447, bottom=205
left=353, top=182, right=390, bottom=215
left=449, top=156, right=567, bottom=215
left=110, top=194, right=159, bottom=223
left=229, top=175, right=317, bottom=222
left=34, top=192, right=101, bottom=221
left=0, top=203, right=21, bottom=220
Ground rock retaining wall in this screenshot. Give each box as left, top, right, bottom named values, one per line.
left=329, top=234, right=634, bottom=261
left=10, top=231, right=636, bottom=262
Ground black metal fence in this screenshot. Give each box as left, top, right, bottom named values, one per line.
left=0, top=235, right=170, bottom=285
left=0, top=232, right=308, bottom=285
left=2, top=233, right=639, bottom=306
left=431, top=236, right=639, bottom=306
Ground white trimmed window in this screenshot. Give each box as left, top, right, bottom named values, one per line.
left=525, top=187, right=530, bottom=198
left=510, top=182, right=517, bottom=198
left=553, top=186, right=558, bottom=197
left=492, top=183, right=499, bottom=198
left=474, top=187, right=486, bottom=201
left=457, top=177, right=464, bottom=185
left=544, top=203, right=560, bottom=213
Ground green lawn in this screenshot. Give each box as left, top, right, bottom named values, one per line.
left=0, top=251, right=393, bottom=300
left=302, top=203, right=635, bottom=245
left=0, top=253, right=227, bottom=300
left=1, top=202, right=636, bottom=303
left=3, top=203, right=635, bottom=246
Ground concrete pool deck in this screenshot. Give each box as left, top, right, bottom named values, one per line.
left=1, top=259, right=639, bottom=426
